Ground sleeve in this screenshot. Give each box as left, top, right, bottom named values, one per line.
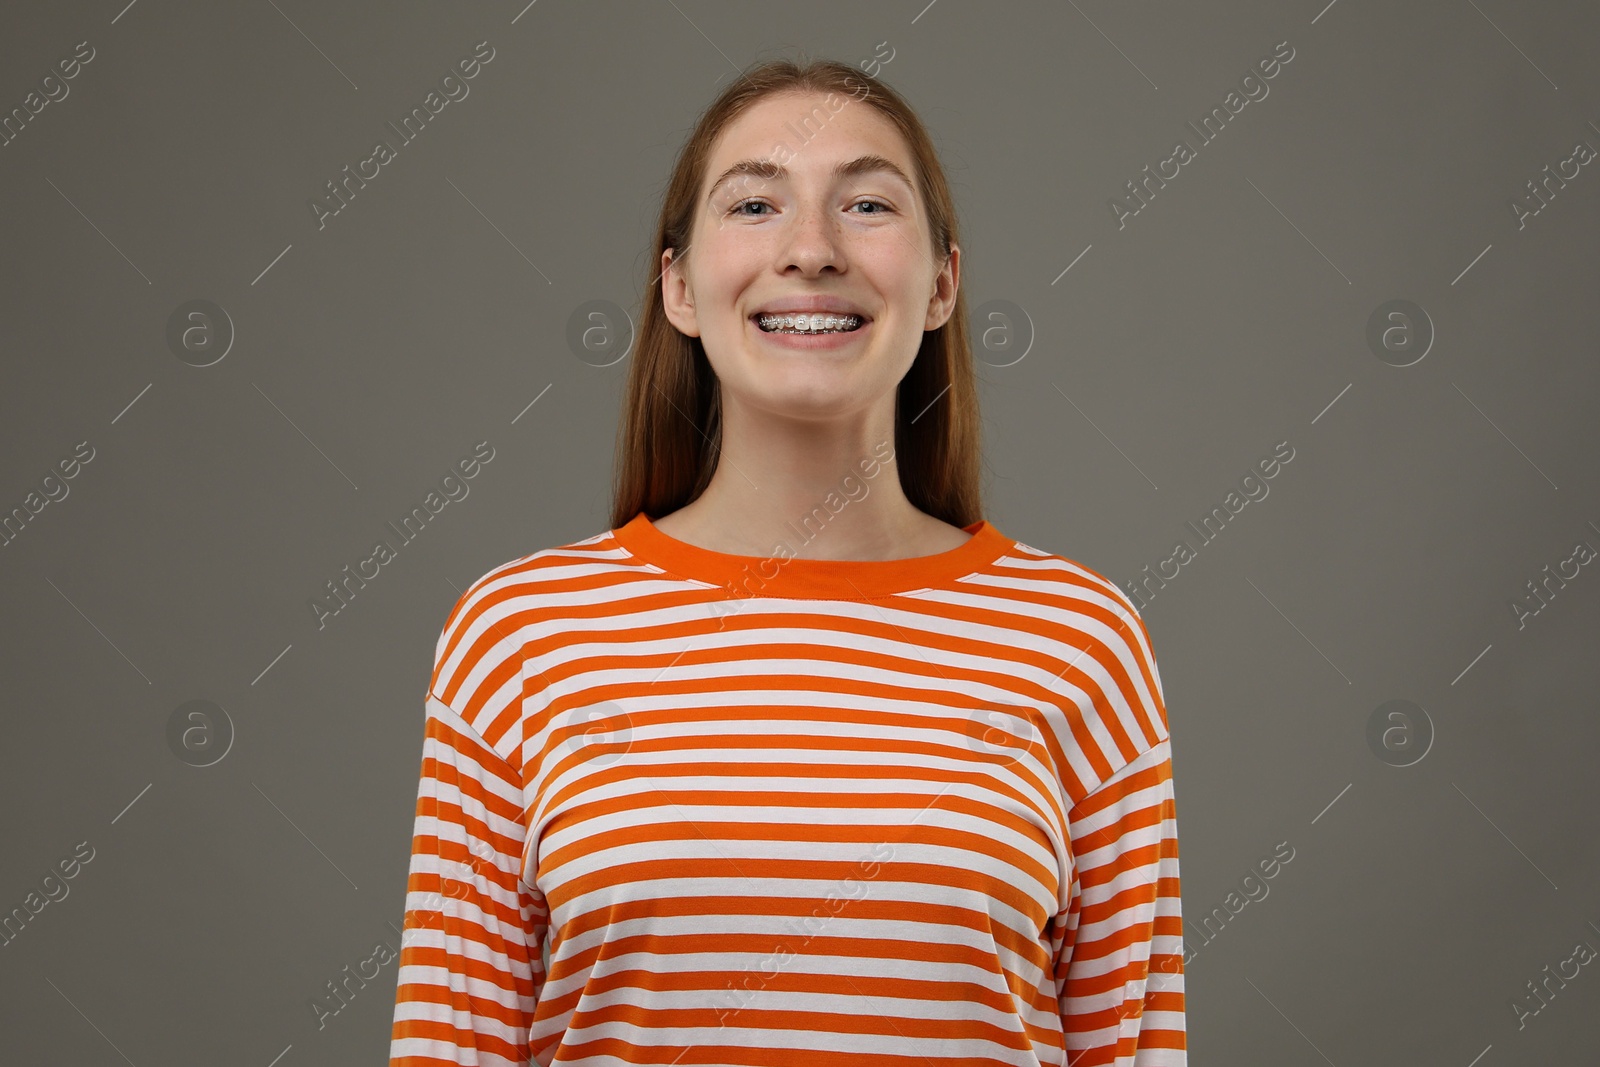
left=1050, top=739, right=1186, bottom=1065
left=389, top=691, right=550, bottom=1066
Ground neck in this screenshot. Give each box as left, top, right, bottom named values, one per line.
left=657, top=404, right=934, bottom=561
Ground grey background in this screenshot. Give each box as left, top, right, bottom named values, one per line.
left=2, top=0, right=1597, bottom=1063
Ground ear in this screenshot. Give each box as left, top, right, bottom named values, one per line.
left=660, top=248, right=701, bottom=338
left=923, top=242, right=960, bottom=331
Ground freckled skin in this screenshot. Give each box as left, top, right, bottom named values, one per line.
left=656, top=89, right=969, bottom=560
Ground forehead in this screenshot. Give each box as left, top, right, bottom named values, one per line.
left=703, top=90, right=917, bottom=196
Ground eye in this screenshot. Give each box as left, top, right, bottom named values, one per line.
left=725, top=198, right=895, bottom=218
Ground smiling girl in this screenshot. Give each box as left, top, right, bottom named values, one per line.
left=391, top=56, right=1185, bottom=1067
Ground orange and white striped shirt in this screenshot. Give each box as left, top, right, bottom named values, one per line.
left=389, top=512, right=1185, bottom=1066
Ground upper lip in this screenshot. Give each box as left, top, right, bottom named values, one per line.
left=751, top=298, right=871, bottom=321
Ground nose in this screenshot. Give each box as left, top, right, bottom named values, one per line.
left=778, top=201, right=842, bottom=274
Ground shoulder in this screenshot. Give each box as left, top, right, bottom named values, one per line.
left=426, top=524, right=632, bottom=716
left=983, top=531, right=1167, bottom=714
left=981, top=531, right=1147, bottom=627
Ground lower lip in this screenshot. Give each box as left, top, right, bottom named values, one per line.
left=750, top=316, right=872, bottom=349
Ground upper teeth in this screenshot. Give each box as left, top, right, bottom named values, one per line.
left=758, top=312, right=862, bottom=332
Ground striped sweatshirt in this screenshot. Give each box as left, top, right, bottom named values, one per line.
left=389, top=511, right=1186, bottom=1066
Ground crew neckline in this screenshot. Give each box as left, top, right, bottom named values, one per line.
left=612, top=511, right=1015, bottom=600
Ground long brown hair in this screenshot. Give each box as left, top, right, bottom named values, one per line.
left=608, top=55, right=983, bottom=532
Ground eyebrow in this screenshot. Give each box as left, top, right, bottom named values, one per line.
left=706, top=154, right=917, bottom=203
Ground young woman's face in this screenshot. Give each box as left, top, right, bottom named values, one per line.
left=662, top=90, right=959, bottom=425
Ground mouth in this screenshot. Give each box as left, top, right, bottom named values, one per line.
left=751, top=311, right=869, bottom=335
